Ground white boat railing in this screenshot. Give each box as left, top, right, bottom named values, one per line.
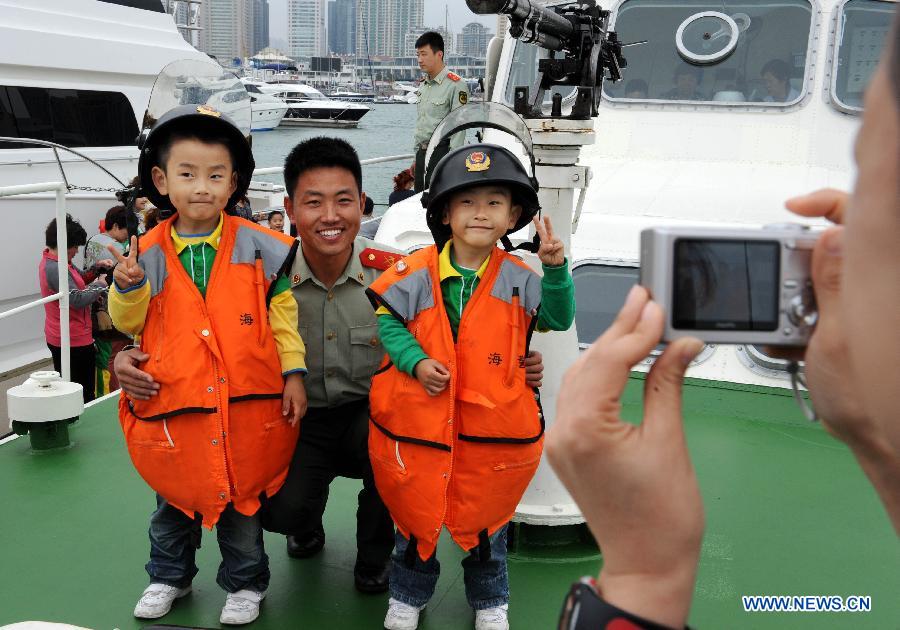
left=0, top=182, right=71, bottom=380
left=0, top=155, right=416, bottom=388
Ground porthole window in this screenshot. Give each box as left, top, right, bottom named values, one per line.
left=737, top=344, right=804, bottom=378
left=676, top=12, right=740, bottom=65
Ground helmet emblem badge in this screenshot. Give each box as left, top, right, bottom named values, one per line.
left=196, top=104, right=222, bottom=118
left=465, top=151, right=491, bottom=172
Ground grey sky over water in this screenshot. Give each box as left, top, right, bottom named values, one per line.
left=267, top=0, right=496, bottom=44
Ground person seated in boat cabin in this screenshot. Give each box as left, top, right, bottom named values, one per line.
left=107, top=104, right=308, bottom=626
left=546, top=11, right=900, bottom=628
left=661, top=64, right=705, bottom=101
left=367, top=144, right=575, bottom=630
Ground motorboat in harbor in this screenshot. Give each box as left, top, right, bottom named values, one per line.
left=256, top=82, right=370, bottom=127
left=325, top=88, right=375, bottom=103
left=241, top=82, right=289, bottom=131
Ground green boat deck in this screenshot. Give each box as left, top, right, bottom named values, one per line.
left=1, top=378, right=897, bottom=629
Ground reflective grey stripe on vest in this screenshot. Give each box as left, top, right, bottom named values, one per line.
left=380, top=267, right=435, bottom=322
left=139, top=244, right=168, bottom=298
left=490, top=258, right=542, bottom=313
left=231, top=225, right=291, bottom=278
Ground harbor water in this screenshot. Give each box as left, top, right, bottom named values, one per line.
left=251, top=103, right=420, bottom=213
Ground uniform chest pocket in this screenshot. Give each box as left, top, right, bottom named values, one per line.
left=349, top=324, right=384, bottom=380
left=430, top=97, right=449, bottom=108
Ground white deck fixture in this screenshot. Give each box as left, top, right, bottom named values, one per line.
left=515, top=118, right=595, bottom=526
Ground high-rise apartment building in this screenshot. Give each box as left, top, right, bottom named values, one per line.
left=288, top=0, right=327, bottom=59
left=252, top=0, right=269, bottom=55
left=199, top=0, right=254, bottom=61
left=328, top=0, right=356, bottom=55
left=357, top=0, right=424, bottom=58
left=457, top=22, right=492, bottom=58
left=404, top=25, right=454, bottom=58
left=162, top=0, right=201, bottom=48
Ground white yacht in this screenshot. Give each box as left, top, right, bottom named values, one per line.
left=257, top=82, right=371, bottom=127
left=240, top=80, right=289, bottom=131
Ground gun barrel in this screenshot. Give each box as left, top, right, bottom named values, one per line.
left=466, top=0, right=574, bottom=50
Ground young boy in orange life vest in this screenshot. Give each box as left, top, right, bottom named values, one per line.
left=107, top=105, right=307, bottom=626
left=367, top=144, right=575, bottom=630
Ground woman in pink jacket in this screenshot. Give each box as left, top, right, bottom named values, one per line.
left=38, top=214, right=111, bottom=402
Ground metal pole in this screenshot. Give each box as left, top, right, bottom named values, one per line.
left=55, top=185, right=71, bottom=382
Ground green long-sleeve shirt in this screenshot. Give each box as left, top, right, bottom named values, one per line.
left=377, top=246, right=575, bottom=376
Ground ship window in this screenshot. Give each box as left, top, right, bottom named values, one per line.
left=573, top=263, right=642, bottom=346
left=573, top=261, right=716, bottom=366
left=830, top=0, right=894, bottom=113
left=602, top=0, right=814, bottom=106
left=0, top=86, right=137, bottom=149
left=503, top=43, right=577, bottom=108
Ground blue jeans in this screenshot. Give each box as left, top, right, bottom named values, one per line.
left=146, top=495, right=270, bottom=593
left=390, top=524, right=510, bottom=610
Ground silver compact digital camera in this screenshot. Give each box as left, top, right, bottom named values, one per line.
left=640, top=224, right=820, bottom=346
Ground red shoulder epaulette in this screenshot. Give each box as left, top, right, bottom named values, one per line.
left=447, top=71, right=461, bottom=82
left=360, top=247, right=400, bottom=271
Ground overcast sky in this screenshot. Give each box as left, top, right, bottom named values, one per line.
left=267, top=0, right=496, bottom=44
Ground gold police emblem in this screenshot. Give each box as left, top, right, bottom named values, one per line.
left=465, top=151, right=491, bottom=172
left=196, top=104, right=222, bottom=117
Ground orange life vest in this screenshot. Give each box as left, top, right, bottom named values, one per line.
left=367, top=246, right=544, bottom=561
left=118, top=213, right=299, bottom=527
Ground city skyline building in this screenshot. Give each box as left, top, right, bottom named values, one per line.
left=404, top=25, right=454, bottom=58
left=328, top=0, right=357, bottom=55
left=288, top=0, right=327, bottom=59
left=253, top=0, right=270, bottom=55
left=457, top=22, right=491, bottom=58
left=199, top=0, right=254, bottom=62
left=357, top=0, right=424, bottom=58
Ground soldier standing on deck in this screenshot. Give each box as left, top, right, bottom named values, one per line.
left=413, top=31, right=469, bottom=192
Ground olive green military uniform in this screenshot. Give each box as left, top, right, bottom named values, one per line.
left=414, top=65, right=469, bottom=192
left=261, top=235, right=402, bottom=574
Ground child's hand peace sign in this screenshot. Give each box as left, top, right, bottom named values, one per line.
left=108, top=236, right=144, bottom=289
left=533, top=216, right=565, bottom=267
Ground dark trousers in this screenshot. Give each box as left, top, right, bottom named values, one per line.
left=146, top=495, right=270, bottom=593
left=261, top=399, right=395, bottom=571
left=48, top=343, right=95, bottom=404
left=414, top=139, right=451, bottom=192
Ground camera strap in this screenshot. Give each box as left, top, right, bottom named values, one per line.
left=786, top=361, right=818, bottom=422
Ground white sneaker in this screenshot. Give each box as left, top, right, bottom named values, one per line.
left=475, top=605, right=509, bottom=630
left=133, top=583, right=191, bottom=619
left=383, top=598, right=424, bottom=630
left=220, top=589, right=267, bottom=625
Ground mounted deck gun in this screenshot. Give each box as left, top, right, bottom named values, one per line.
left=467, top=0, right=627, bottom=118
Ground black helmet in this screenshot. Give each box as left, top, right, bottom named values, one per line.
left=137, top=104, right=254, bottom=215
left=422, top=143, right=540, bottom=249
